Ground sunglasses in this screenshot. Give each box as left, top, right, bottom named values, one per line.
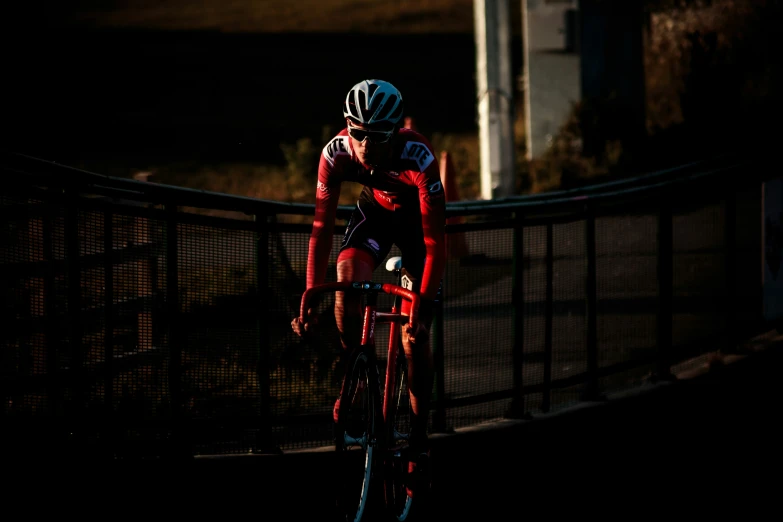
left=347, top=123, right=394, bottom=144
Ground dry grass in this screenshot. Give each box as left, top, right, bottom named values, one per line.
left=644, top=0, right=780, bottom=134
left=133, top=105, right=615, bottom=206
left=132, top=128, right=485, bottom=205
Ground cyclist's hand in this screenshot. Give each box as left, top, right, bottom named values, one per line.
left=405, top=320, right=429, bottom=345
left=291, top=308, right=318, bottom=337
left=405, top=298, right=433, bottom=344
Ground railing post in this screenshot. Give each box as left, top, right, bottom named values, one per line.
left=724, top=192, right=736, bottom=353
left=25, top=216, right=42, bottom=417
left=431, top=281, right=449, bottom=433
left=254, top=213, right=279, bottom=453
left=583, top=210, right=601, bottom=401
left=509, top=211, right=528, bottom=418
left=165, top=203, right=188, bottom=458
left=65, top=190, right=86, bottom=451
left=654, top=202, right=675, bottom=382
left=42, top=207, right=59, bottom=418
left=103, top=210, right=115, bottom=457
left=133, top=207, right=153, bottom=354
left=543, top=222, right=554, bottom=413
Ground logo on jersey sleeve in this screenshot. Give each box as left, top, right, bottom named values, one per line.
left=401, top=141, right=435, bottom=172
left=428, top=181, right=443, bottom=194
left=322, top=136, right=350, bottom=166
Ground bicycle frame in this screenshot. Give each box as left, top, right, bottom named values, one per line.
left=300, top=278, right=422, bottom=521
left=299, top=280, right=420, bottom=428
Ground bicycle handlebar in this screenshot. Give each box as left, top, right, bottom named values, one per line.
left=300, top=281, right=420, bottom=329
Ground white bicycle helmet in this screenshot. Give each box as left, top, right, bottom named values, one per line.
left=343, top=79, right=404, bottom=127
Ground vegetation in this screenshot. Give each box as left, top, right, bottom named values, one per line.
left=128, top=102, right=619, bottom=207
left=65, top=0, right=780, bottom=204
left=645, top=0, right=781, bottom=140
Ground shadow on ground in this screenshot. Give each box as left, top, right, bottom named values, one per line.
left=6, top=343, right=782, bottom=519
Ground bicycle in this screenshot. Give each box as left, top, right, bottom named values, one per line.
left=298, top=256, right=430, bottom=522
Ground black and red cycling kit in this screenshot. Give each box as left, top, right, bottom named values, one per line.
left=305, top=127, right=446, bottom=318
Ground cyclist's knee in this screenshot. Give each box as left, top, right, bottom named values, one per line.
left=335, top=290, right=361, bottom=317
left=335, top=247, right=376, bottom=349
left=336, top=309, right=363, bottom=350
left=335, top=288, right=362, bottom=340
left=336, top=307, right=362, bottom=328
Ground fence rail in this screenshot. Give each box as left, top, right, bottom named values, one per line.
left=0, top=150, right=770, bottom=459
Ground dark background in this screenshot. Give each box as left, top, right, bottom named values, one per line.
left=3, top=0, right=782, bottom=176
left=4, top=27, right=504, bottom=167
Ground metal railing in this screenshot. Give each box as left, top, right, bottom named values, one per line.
left=0, top=150, right=768, bottom=459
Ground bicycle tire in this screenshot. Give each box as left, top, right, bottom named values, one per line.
left=334, top=345, right=384, bottom=522
left=383, top=344, right=418, bottom=521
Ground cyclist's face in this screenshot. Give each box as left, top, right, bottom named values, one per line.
left=347, top=119, right=394, bottom=167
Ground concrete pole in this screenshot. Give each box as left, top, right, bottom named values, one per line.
left=520, top=0, right=533, bottom=162
left=474, top=0, right=516, bottom=200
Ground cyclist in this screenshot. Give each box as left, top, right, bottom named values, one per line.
left=291, top=79, right=446, bottom=494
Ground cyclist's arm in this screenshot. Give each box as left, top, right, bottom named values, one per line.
left=306, top=148, right=343, bottom=292
left=416, top=159, right=447, bottom=303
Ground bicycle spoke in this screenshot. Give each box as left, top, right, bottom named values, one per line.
left=334, top=350, right=383, bottom=522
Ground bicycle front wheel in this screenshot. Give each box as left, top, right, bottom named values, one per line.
left=334, top=346, right=384, bottom=522
left=384, top=346, right=417, bottom=521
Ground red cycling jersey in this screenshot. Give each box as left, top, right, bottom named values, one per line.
left=306, top=127, right=446, bottom=302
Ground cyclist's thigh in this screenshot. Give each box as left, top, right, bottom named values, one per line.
left=334, top=248, right=374, bottom=322
left=336, top=248, right=375, bottom=282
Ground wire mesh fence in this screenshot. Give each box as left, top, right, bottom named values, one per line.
left=0, top=153, right=769, bottom=458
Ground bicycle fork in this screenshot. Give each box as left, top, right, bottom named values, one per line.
left=337, top=292, right=381, bottom=448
